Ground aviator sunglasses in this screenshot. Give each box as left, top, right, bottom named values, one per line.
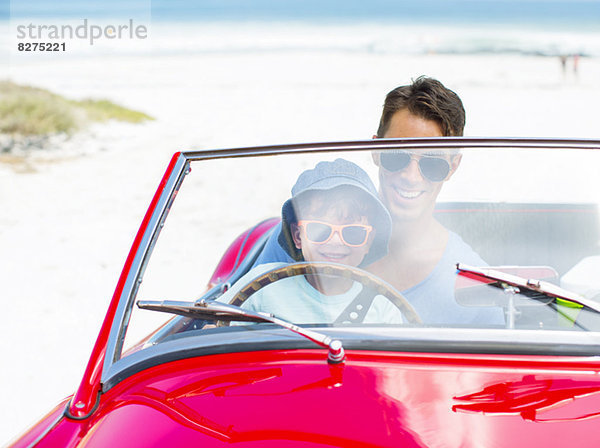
left=379, top=151, right=451, bottom=182
left=297, top=220, right=373, bottom=247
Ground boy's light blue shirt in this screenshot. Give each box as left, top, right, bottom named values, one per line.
left=219, top=262, right=403, bottom=324
left=251, top=224, right=505, bottom=326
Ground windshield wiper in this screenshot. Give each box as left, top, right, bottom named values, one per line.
left=456, top=263, right=600, bottom=314
left=137, top=299, right=345, bottom=364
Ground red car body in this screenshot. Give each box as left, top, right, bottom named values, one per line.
left=14, top=351, right=600, bottom=447
left=11, top=139, right=600, bottom=447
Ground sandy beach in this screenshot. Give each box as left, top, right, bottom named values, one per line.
left=2, top=19, right=600, bottom=443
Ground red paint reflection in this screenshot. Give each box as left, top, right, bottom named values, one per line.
left=453, top=375, right=600, bottom=422
left=98, top=360, right=426, bottom=447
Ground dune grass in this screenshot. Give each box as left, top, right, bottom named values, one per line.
left=76, top=99, right=153, bottom=124
left=0, top=81, right=153, bottom=137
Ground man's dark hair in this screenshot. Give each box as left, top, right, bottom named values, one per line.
left=376, top=76, right=465, bottom=137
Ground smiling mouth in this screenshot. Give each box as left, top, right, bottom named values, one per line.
left=393, top=186, right=424, bottom=199
left=319, top=252, right=350, bottom=260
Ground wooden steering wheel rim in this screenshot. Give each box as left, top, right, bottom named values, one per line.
left=227, top=261, right=422, bottom=324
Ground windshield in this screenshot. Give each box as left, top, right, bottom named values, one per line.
left=122, top=144, right=600, bottom=355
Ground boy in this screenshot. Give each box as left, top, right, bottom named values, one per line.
left=219, top=158, right=403, bottom=324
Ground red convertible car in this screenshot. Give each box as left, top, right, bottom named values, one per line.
left=10, top=138, right=600, bottom=447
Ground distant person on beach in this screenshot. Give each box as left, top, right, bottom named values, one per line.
left=559, top=55, right=568, bottom=77
left=253, top=76, right=504, bottom=325
left=220, top=158, right=403, bottom=324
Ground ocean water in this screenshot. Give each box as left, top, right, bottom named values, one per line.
left=154, top=0, right=600, bottom=28
left=6, top=0, right=600, bottom=28
left=2, top=1, right=600, bottom=57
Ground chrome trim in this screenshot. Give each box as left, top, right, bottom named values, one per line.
left=64, top=391, right=102, bottom=420
left=181, top=137, right=600, bottom=161
left=22, top=401, right=68, bottom=448
left=102, top=325, right=600, bottom=391
left=102, top=153, right=190, bottom=382
left=457, top=263, right=600, bottom=314
left=137, top=298, right=347, bottom=364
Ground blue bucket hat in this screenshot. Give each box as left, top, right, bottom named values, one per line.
left=278, top=158, right=392, bottom=267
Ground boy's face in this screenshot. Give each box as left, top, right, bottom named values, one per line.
left=291, top=204, right=373, bottom=267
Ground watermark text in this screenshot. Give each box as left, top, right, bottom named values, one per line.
left=16, top=19, right=148, bottom=46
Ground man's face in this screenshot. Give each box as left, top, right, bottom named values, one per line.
left=372, top=109, right=461, bottom=223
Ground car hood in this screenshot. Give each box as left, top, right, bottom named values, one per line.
left=43, top=349, right=600, bottom=448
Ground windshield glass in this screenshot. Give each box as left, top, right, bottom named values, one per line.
left=123, top=145, right=600, bottom=354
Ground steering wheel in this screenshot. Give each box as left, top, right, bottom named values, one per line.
left=226, top=261, right=422, bottom=324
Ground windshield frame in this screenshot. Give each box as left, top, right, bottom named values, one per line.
left=99, top=137, right=600, bottom=390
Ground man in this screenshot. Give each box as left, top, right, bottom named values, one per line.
left=253, top=76, right=503, bottom=325
left=368, top=76, right=502, bottom=324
